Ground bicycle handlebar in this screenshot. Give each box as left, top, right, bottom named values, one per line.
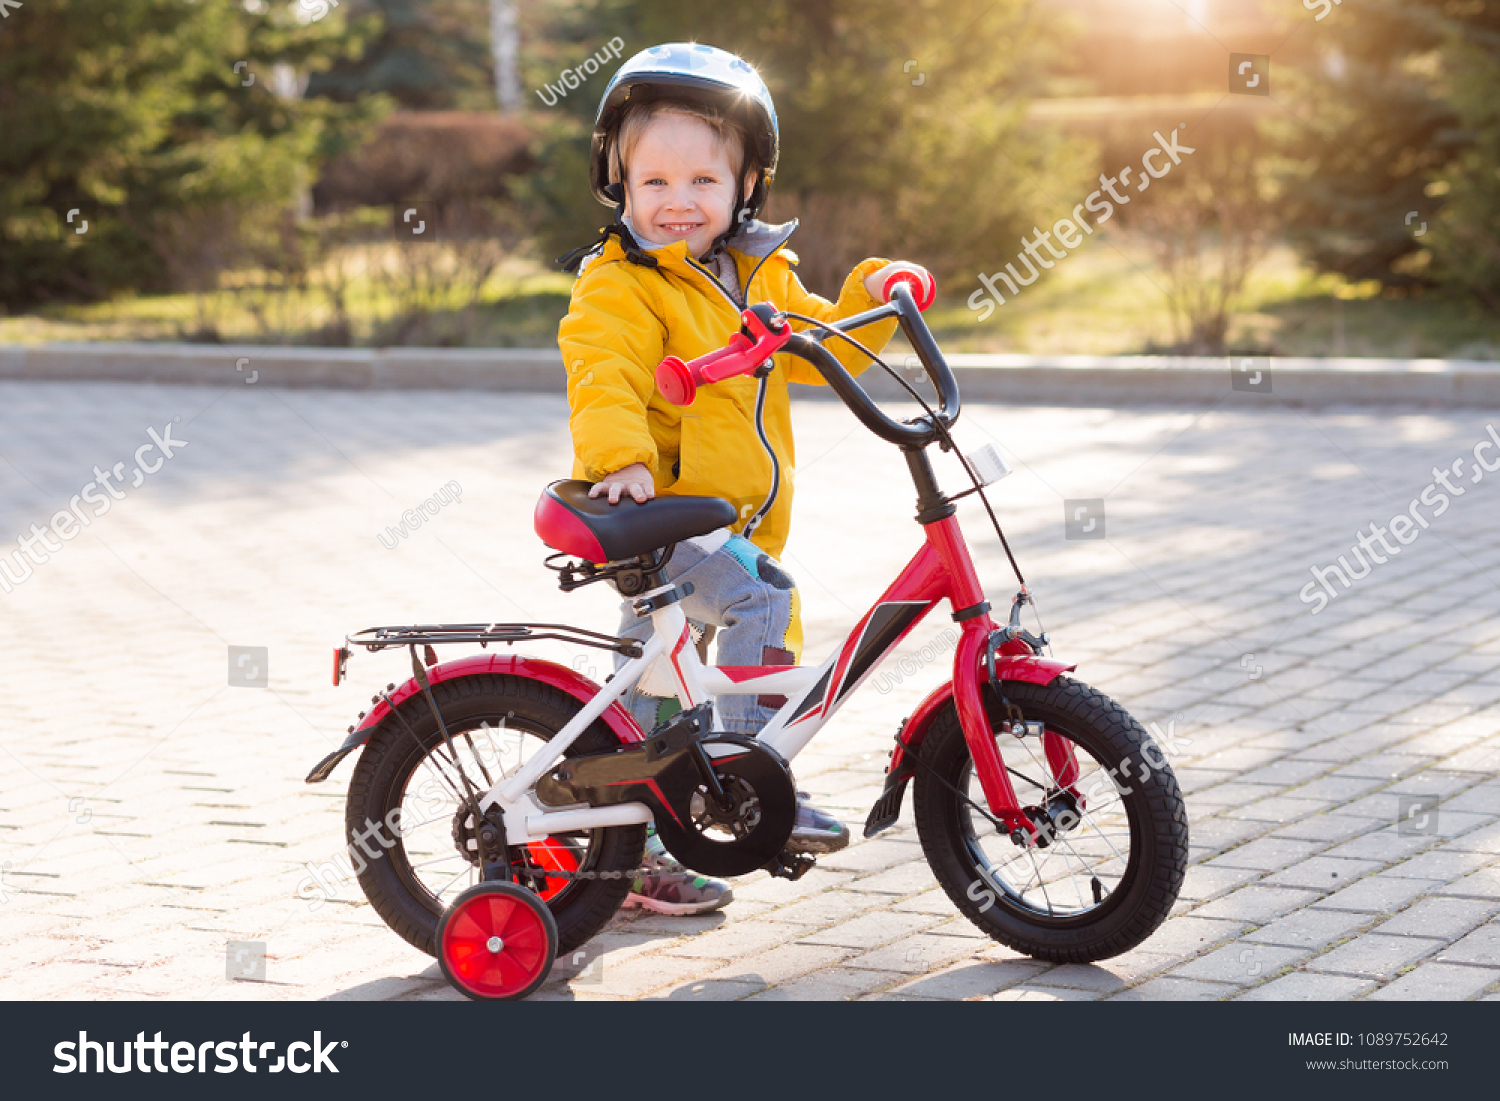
left=654, top=304, right=792, bottom=406
left=654, top=282, right=959, bottom=449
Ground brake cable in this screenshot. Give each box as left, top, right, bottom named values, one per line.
left=776, top=310, right=1044, bottom=642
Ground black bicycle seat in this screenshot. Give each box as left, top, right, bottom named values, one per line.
left=534, top=479, right=737, bottom=562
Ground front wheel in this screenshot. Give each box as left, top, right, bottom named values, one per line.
left=913, top=676, right=1187, bottom=963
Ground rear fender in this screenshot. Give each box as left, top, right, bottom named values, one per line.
left=304, top=654, right=644, bottom=783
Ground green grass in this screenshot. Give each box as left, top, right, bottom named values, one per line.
left=3, top=235, right=1497, bottom=359
left=0, top=252, right=576, bottom=348
left=925, top=235, right=1500, bottom=359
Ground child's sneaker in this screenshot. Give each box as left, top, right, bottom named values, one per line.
left=789, top=792, right=850, bottom=853
left=622, top=830, right=733, bottom=916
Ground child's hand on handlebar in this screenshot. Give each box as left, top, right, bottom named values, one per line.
left=865, top=262, right=936, bottom=310
left=589, top=463, right=656, bottom=505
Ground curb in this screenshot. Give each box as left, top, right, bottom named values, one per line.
left=3, top=343, right=1498, bottom=405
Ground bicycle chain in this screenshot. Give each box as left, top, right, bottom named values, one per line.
left=518, top=864, right=655, bottom=883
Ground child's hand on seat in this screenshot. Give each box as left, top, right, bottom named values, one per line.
left=589, top=462, right=656, bottom=505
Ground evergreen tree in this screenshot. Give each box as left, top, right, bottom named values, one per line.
left=307, top=0, right=496, bottom=109
left=1278, top=0, right=1499, bottom=303
left=0, top=0, right=376, bottom=306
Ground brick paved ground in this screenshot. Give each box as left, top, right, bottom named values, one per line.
left=1, top=380, right=1498, bottom=1001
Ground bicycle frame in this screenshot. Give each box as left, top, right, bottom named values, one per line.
left=480, top=510, right=1069, bottom=847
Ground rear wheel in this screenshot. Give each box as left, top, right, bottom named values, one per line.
left=912, top=676, right=1187, bottom=963
left=345, top=674, right=646, bottom=957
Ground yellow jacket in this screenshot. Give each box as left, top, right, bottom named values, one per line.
left=559, top=220, right=898, bottom=560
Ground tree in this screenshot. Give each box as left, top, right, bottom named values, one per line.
left=0, top=0, right=377, bottom=307
left=307, top=0, right=496, bottom=109
left=491, top=0, right=521, bottom=112
left=522, top=0, right=1090, bottom=293
left=1275, top=0, right=1500, bottom=303
left=1426, top=27, right=1500, bottom=309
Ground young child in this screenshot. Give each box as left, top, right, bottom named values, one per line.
left=557, top=43, right=929, bottom=914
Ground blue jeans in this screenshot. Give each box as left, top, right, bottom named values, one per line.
left=615, top=533, right=801, bottom=735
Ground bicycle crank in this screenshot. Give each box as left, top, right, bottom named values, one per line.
left=535, top=704, right=797, bottom=877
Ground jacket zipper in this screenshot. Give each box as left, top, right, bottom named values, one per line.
left=684, top=237, right=793, bottom=542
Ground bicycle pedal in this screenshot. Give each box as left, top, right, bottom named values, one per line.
left=765, top=850, right=816, bottom=881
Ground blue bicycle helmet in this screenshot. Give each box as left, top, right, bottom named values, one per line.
left=589, top=43, right=779, bottom=224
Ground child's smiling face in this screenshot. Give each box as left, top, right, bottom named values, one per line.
left=623, top=112, right=753, bottom=260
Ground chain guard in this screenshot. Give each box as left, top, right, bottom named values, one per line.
left=535, top=705, right=796, bottom=877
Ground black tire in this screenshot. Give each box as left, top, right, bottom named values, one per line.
left=345, top=674, right=646, bottom=957
left=912, top=676, right=1187, bottom=963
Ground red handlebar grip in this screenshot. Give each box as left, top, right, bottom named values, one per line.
left=880, top=269, right=937, bottom=311
left=656, top=356, right=697, bottom=406
left=656, top=308, right=793, bottom=405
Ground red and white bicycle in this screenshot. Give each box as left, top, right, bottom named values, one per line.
left=306, top=282, right=1188, bottom=1000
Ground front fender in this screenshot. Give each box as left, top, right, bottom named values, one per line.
left=304, top=653, right=644, bottom=783
left=886, top=653, right=1075, bottom=783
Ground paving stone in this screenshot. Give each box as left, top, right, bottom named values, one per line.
left=699, top=943, right=857, bottom=987
left=1026, top=951, right=1177, bottom=992
left=1382, top=850, right=1495, bottom=881
left=1312, top=876, right=1443, bottom=913
left=1432, top=866, right=1500, bottom=900
left=890, top=958, right=1049, bottom=999
left=1242, top=907, right=1376, bottom=950
left=1107, top=976, right=1236, bottom=1001
left=1223, top=796, right=1336, bottom=824
left=658, top=919, right=804, bottom=961
left=1193, top=887, right=1323, bottom=924
left=1434, top=922, right=1500, bottom=965
left=989, top=985, right=1103, bottom=1001
left=1170, top=942, right=1311, bottom=986
left=745, top=967, right=895, bottom=1001
left=1206, top=837, right=1324, bottom=872
left=1365, top=963, right=1500, bottom=1001
left=1306, top=934, right=1444, bottom=980
left=797, top=910, right=943, bottom=950
left=647, top=979, right=765, bottom=1001
left=1178, top=863, right=1264, bottom=902
left=1235, top=972, right=1377, bottom=1000
left=1264, top=856, right=1383, bottom=890
left=852, top=932, right=985, bottom=973
left=758, top=889, right=890, bottom=927
left=1373, top=897, right=1499, bottom=940
left=1267, top=814, right=1380, bottom=844
left=1441, top=821, right=1500, bottom=853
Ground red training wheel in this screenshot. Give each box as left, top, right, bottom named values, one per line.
left=437, top=881, right=558, bottom=1001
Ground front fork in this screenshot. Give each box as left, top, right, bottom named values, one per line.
left=951, top=606, right=1083, bottom=846
left=951, top=620, right=1034, bottom=838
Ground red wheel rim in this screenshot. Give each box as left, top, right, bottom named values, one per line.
left=442, top=890, right=552, bottom=998
left=523, top=837, right=580, bottom=902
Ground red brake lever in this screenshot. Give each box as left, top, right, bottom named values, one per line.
left=656, top=305, right=792, bottom=406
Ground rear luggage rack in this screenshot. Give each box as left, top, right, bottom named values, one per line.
left=345, top=623, right=643, bottom=657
